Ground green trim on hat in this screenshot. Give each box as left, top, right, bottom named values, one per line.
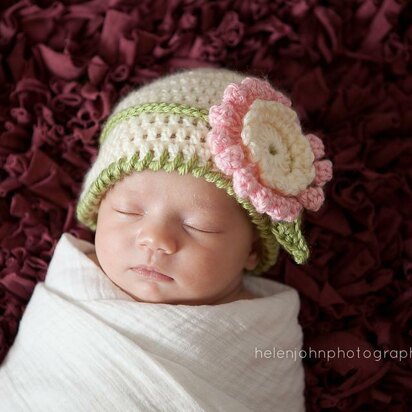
left=100, top=103, right=210, bottom=144
left=76, top=150, right=310, bottom=275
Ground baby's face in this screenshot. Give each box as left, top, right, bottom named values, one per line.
left=94, top=170, right=258, bottom=305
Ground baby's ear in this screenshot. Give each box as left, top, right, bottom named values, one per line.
left=244, top=232, right=260, bottom=271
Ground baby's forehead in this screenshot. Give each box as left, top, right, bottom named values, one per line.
left=110, top=170, right=238, bottom=210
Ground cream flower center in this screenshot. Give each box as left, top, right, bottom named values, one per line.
left=241, top=99, right=315, bottom=196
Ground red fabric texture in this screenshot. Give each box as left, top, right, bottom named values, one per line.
left=0, top=1, right=411, bottom=410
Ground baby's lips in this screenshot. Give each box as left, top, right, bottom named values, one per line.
left=131, top=265, right=175, bottom=281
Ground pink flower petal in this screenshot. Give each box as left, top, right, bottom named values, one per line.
left=233, top=167, right=259, bottom=198
left=222, top=83, right=249, bottom=105
left=209, top=105, right=226, bottom=128
left=214, top=145, right=245, bottom=174
left=207, top=129, right=236, bottom=155
left=298, top=186, right=325, bottom=211
left=267, top=196, right=302, bottom=222
left=242, top=77, right=277, bottom=101
left=209, top=103, right=242, bottom=134
left=306, top=133, right=325, bottom=159
left=250, top=186, right=273, bottom=214
left=314, top=159, right=333, bottom=186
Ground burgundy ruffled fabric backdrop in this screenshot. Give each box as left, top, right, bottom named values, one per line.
left=0, top=0, right=411, bottom=410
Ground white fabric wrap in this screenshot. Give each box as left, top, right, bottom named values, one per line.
left=0, top=233, right=305, bottom=412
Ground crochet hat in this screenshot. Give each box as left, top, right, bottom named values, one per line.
left=76, top=68, right=333, bottom=275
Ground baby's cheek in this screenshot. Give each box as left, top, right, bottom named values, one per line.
left=190, top=245, right=229, bottom=278
left=95, top=231, right=117, bottom=271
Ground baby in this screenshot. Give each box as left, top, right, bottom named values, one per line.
left=0, top=68, right=332, bottom=412
left=87, top=169, right=260, bottom=305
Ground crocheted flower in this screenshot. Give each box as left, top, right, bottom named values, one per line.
left=207, top=77, right=333, bottom=222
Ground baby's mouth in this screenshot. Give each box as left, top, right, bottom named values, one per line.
left=130, top=265, right=174, bottom=282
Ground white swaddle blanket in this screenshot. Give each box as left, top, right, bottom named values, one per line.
left=0, top=233, right=305, bottom=411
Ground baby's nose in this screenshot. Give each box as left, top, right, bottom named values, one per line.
left=136, top=218, right=177, bottom=255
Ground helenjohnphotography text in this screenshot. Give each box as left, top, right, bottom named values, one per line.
left=254, top=347, right=412, bottom=362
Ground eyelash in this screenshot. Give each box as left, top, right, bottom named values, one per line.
left=183, top=224, right=217, bottom=234
left=115, top=210, right=143, bottom=216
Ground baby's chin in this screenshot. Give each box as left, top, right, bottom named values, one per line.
left=115, top=284, right=209, bottom=305
left=114, top=280, right=255, bottom=306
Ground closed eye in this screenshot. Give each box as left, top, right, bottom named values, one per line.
left=183, top=224, right=220, bottom=234
left=114, top=209, right=143, bottom=216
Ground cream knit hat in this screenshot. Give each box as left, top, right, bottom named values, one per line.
left=76, top=68, right=333, bottom=275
